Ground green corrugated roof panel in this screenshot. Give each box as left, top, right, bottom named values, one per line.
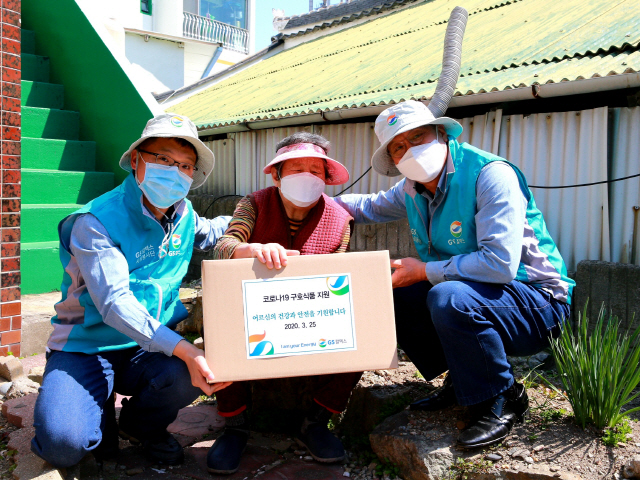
left=171, top=0, right=640, bottom=129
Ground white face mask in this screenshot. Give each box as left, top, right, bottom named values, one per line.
left=396, top=130, right=447, bottom=183
left=279, top=172, right=325, bottom=207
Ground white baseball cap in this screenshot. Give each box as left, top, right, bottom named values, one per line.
left=119, top=113, right=214, bottom=189
left=371, top=101, right=463, bottom=177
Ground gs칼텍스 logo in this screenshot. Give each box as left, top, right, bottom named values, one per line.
left=319, top=339, right=327, bottom=348
left=248, top=331, right=274, bottom=356
left=170, top=116, right=184, bottom=127
left=387, top=114, right=398, bottom=126
left=171, top=234, right=181, bottom=249
left=327, top=276, right=349, bottom=296
left=450, top=221, right=462, bottom=238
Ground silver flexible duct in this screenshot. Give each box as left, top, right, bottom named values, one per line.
left=427, top=6, right=469, bottom=118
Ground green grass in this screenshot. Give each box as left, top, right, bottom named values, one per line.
left=549, top=303, right=640, bottom=429
left=447, top=457, right=494, bottom=480
left=602, top=418, right=633, bottom=447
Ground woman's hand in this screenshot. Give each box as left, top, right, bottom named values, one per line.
left=249, top=243, right=300, bottom=269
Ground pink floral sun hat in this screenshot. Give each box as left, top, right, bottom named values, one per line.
left=262, top=143, right=350, bottom=186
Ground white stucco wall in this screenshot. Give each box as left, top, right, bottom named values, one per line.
left=125, top=32, right=185, bottom=94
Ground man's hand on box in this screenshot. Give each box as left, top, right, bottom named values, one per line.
left=390, top=258, right=428, bottom=289
left=173, top=339, right=233, bottom=396
left=250, top=243, right=300, bottom=270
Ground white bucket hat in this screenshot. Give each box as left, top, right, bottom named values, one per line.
left=371, top=101, right=463, bottom=177
left=119, top=113, right=214, bottom=189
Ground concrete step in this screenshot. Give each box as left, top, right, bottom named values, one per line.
left=23, top=106, right=80, bottom=141
left=22, top=204, right=82, bottom=243
left=20, top=241, right=61, bottom=295
left=22, top=169, right=114, bottom=204
left=22, top=107, right=79, bottom=141
left=21, top=30, right=35, bottom=55
left=21, top=81, right=64, bottom=109
left=22, top=137, right=96, bottom=171
left=21, top=53, right=49, bottom=83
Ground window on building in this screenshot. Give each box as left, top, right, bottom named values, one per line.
left=141, top=0, right=152, bottom=15
left=198, top=0, right=247, bottom=29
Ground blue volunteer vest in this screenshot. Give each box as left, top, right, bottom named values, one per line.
left=405, top=139, right=574, bottom=303
left=53, top=173, right=195, bottom=353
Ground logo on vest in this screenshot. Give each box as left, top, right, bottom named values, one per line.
left=448, top=221, right=465, bottom=245
left=410, top=228, right=423, bottom=245
left=171, top=234, right=182, bottom=249
left=135, top=244, right=156, bottom=263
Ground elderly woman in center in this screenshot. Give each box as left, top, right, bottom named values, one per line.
left=207, top=132, right=362, bottom=474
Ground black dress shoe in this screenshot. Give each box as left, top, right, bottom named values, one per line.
left=456, top=381, right=529, bottom=450
left=410, top=373, right=457, bottom=411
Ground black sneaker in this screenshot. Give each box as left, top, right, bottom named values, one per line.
left=206, top=428, right=249, bottom=474
left=456, top=381, right=529, bottom=450
left=296, top=422, right=345, bottom=463
left=410, top=373, right=457, bottom=411
left=119, top=429, right=184, bottom=466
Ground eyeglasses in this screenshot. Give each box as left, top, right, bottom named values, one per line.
left=388, top=127, right=435, bottom=161
left=138, top=149, right=199, bottom=176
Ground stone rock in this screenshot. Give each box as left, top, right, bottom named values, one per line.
left=28, top=366, right=45, bottom=385
left=369, top=411, right=582, bottom=480
left=623, top=456, right=640, bottom=478
left=176, top=294, right=203, bottom=336
left=126, top=467, right=144, bottom=475
left=6, top=378, right=40, bottom=399
left=11, top=454, right=64, bottom=480
left=0, top=380, right=12, bottom=395
left=2, top=393, right=37, bottom=428
left=0, top=356, right=23, bottom=381
left=340, top=383, right=414, bottom=436
left=486, top=453, right=503, bottom=462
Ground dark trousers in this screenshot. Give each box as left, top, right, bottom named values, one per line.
left=31, top=348, right=201, bottom=468
left=394, top=280, right=570, bottom=406
left=216, top=372, right=363, bottom=417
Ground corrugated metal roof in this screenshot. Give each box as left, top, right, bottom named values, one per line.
left=170, top=0, right=640, bottom=129
left=280, top=0, right=419, bottom=33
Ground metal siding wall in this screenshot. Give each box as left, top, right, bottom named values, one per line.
left=235, top=126, right=313, bottom=195
left=314, top=122, right=398, bottom=197
left=609, top=107, right=640, bottom=265
left=457, top=110, right=502, bottom=154
left=498, top=107, right=610, bottom=271
left=192, top=138, right=236, bottom=196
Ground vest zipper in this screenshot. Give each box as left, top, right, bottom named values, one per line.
left=428, top=199, right=442, bottom=261
left=412, top=196, right=441, bottom=261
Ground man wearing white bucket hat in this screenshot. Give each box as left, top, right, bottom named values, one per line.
left=31, top=113, right=232, bottom=468
left=335, top=99, right=575, bottom=449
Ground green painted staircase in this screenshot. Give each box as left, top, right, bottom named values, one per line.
left=21, top=29, right=114, bottom=294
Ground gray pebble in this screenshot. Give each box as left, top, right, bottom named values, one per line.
left=486, top=453, right=503, bottom=462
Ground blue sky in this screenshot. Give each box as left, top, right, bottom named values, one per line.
left=255, top=0, right=313, bottom=51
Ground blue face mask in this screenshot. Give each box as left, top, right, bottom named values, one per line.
left=136, top=154, right=193, bottom=209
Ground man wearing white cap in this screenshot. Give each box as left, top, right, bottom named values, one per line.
left=31, top=114, right=232, bottom=468
left=335, top=100, right=574, bottom=449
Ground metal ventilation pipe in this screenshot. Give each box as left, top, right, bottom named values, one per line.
left=427, top=6, right=469, bottom=119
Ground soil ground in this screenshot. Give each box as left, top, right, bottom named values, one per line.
left=0, top=358, right=638, bottom=479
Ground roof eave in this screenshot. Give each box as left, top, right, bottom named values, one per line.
left=195, top=72, right=640, bottom=136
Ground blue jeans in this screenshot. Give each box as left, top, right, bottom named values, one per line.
left=31, top=347, right=201, bottom=468
left=393, top=280, right=570, bottom=406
